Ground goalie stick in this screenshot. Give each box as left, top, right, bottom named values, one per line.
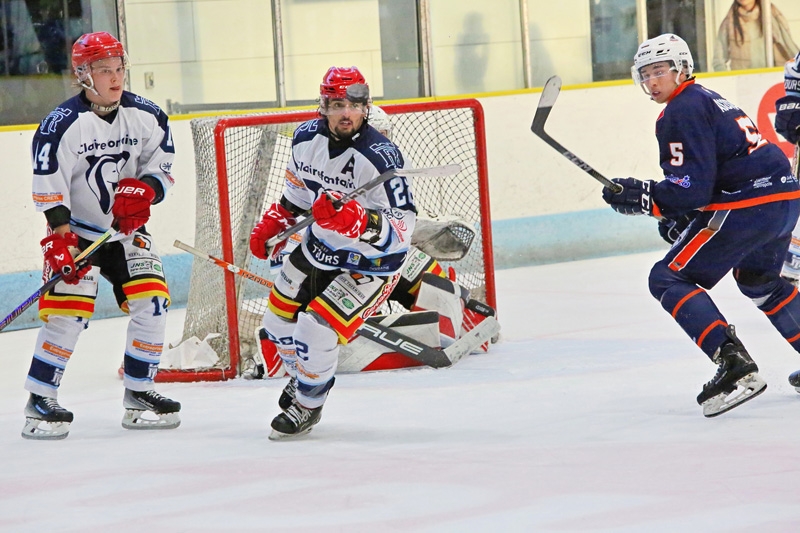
left=531, top=75, right=622, bottom=194
left=174, top=239, right=498, bottom=368
left=267, top=164, right=462, bottom=247
left=0, top=229, right=116, bottom=332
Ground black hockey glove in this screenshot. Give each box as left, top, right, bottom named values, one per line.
left=775, top=95, right=800, bottom=145
left=658, top=212, right=695, bottom=244
left=602, top=178, right=656, bottom=216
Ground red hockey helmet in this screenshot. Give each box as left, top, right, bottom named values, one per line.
left=320, top=66, right=368, bottom=100
left=71, top=32, right=126, bottom=73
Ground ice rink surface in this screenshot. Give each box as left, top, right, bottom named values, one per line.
left=2, top=251, right=800, bottom=532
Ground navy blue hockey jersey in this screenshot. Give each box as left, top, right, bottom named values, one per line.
left=652, top=80, right=799, bottom=219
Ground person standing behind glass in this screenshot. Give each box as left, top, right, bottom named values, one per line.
left=713, top=0, right=798, bottom=71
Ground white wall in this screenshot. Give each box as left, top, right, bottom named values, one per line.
left=0, top=69, right=790, bottom=275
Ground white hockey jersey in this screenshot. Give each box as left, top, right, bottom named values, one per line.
left=31, top=91, right=175, bottom=242
left=283, top=118, right=416, bottom=276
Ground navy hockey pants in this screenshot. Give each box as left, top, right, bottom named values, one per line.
left=649, top=199, right=800, bottom=358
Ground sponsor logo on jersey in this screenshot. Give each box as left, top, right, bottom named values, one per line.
left=296, top=161, right=355, bottom=188
left=42, top=341, right=72, bottom=359
left=309, top=241, right=341, bottom=265
left=360, top=272, right=401, bottom=319
left=753, top=177, right=773, bottom=189
left=32, top=192, right=64, bottom=205
left=128, top=259, right=162, bottom=277
left=347, top=252, right=362, bottom=265
left=339, top=277, right=368, bottom=302
left=285, top=169, right=306, bottom=189
left=341, top=298, right=355, bottom=310
left=781, top=174, right=798, bottom=184
left=78, top=136, right=139, bottom=154
left=132, top=338, right=163, bottom=354
left=666, top=174, right=691, bottom=188
left=160, top=162, right=172, bottom=173
left=132, top=235, right=152, bottom=250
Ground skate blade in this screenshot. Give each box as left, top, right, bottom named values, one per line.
left=21, top=418, right=70, bottom=440
left=122, top=410, right=181, bottom=430
left=702, top=373, right=767, bottom=418
left=268, top=426, right=314, bottom=441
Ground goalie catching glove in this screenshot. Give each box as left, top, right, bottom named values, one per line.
left=41, top=232, right=91, bottom=284
left=312, top=191, right=367, bottom=239
left=112, top=178, right=155, bottom=235
left=602, top=178, right=658, bottom=216
left=250, top=202, right=296, bottom=259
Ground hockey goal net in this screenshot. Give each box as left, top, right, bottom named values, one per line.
left=158, top=99, right=495, bottom=382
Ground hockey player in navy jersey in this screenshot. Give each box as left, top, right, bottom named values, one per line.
left=602, top=34, right=800, bottom=417
left=22, top=32, right=180, bottom=439
left=250, top=66, right=417, bottom=439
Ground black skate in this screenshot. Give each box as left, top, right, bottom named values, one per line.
left=788, top=370, right=800, bottom=393
left=21, top=393, right=74, bottom=440
left=278, top=377, right=297, bottom=411
left=269, top=401, right=323, bottom=440
left=122, top=389, right=181, bottom=430
left=696, top=325, right=766, bottom=417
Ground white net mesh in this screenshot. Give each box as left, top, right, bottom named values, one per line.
left=177, top=102, right=493, bottom=379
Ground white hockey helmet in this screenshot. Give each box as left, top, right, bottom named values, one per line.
left=369, top=105, right=393, bottom=139
left=631, top=33, right=694, bottom=90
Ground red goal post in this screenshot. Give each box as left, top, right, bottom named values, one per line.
left=157, top=99, right=495, bottom=382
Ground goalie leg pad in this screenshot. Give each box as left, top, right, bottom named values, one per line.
left=293, top=311, right=339, bottom=409
left=462, top=298, right=497, bottom=353
left=412, top=272, right=469, bottom=347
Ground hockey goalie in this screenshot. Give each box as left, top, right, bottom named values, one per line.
left=252, top=216, right=498, bottom=379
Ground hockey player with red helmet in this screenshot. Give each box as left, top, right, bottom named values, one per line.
left=602, top=34, right=800, bottom=417
left=22, top=32, right=180, bottom=439
left=250, top=66, right=420, bottom=439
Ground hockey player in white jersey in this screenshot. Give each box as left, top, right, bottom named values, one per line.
left=22, top=32, right=180, bottom=440
left=250, top=66, right=420, bottom=439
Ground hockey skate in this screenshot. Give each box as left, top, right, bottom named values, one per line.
left=122, top=389, right=181, bottom=430
left=696, top=326, right=766, bottom=417
left=788, top=370, right=800, bottom=393
left=269, top=401, right=323, bottom=440
left=278, top=377, right=297, bottom=411
left=21, top=393, right=74, bottom=440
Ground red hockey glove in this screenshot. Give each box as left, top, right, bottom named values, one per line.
left=41, top=232, right=90, bottom=284
left=112, top=178, right=156, bottom=235
left=312, top=191, right=367, bottom=239
left=249, top=202, right=296, bottom=260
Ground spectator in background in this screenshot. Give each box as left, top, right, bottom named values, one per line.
left=713, top=0, right=798, bottom=71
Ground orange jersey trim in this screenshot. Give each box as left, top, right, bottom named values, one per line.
left=764, top=287, right=798, bottom=316
left=703, top=190, right=800, bottom=211
left=670, top=228, right=716, bottom=271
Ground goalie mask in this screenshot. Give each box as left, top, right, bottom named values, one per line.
left=319, top=66, right=370, bottom=116
left=71, top=32, right=129, bottom=95
left=631, top=33, right=694, bottom=95
left=368, top=105, right=393, bottom=139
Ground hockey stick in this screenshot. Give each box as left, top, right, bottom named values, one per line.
left=0, top=229, right=116, bottom=332
left=531, top=75, right=622, bottom=194
left=174, top=239, right=498, bottom=368
left=266, top=164, right=462, bottom=247
left=174, top=240, right=273, bottom=287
